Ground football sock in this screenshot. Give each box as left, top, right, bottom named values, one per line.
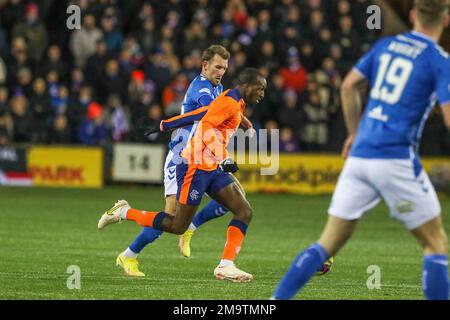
left=187, top=222, right=196, bottom=231
left=422, top=254, right=449, bottom=300
left=125, top=208, right=167, bottom=230
left=219, top=259, right=234, bottom=267
left=192, top=200, right=228, bottom=228
left=123, top=247, right=138, bottom=258
left=272, top=243, right=329, bottom=300
left=128, top=227, right=163, bottom=255
left=221, top=219, right=248, bottom=262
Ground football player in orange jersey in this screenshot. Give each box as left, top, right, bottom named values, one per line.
left=98, top=68, right=266, bottom=282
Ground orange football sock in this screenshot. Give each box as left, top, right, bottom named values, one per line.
left=126, top=208, right=159, bottom=227
left=222, top=225, right=246, bottom=261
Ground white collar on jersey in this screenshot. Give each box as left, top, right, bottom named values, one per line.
left=410, top=30, right=436, bottom=43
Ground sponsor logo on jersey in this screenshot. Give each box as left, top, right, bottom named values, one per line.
left=368, top=106, right=389, bottom=122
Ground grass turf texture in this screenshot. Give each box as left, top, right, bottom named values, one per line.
left=0, top=186, right=449, bottom=300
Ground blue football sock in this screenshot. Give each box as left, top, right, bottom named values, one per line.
left=129, top=227, right=163, bottom=254
left=423, top=254, right=449, bottom=300
left=273, top=243, right=329, bottom=300
left=192, top=200, right=228, bottom=228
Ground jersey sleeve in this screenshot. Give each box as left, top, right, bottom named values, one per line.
left=435, top=57, right=450, bottom=106
left=354, top=38, right=386, bottom=81
left=193, top=83, right=214, bottom=106
left=162, top=106, right=208, bottom=131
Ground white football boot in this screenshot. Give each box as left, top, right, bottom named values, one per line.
left=97, top=200, right=130, bottom=229
left=214, top=264, right=253, bottom=282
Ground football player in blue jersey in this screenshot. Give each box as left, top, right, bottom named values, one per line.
left=114, top=45, right=253, bottom=276
left=273, top=0, right=450, bottom=299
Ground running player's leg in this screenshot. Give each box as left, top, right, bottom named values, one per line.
left=272, top=158, right=380, bottom=299
left=105, top=164, right=210, bottom=235
left=124, top=195, right=175, bottom=257
left=189, top=175, right=243, bottom=230
left=114, top=160, right=178, bottom=276
left=207, top=174, right=253, bottom=282
left=179, top=174, right=244, bottom=257
left=411, top=217, right=449, bottom=300
left=379, top=161, right=448, bottom=300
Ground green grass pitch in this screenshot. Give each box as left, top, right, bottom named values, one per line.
left=0, top=186, right=449, bottom=300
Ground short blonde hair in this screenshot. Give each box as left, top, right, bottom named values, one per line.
left=414, top=0, right=450, bottom=27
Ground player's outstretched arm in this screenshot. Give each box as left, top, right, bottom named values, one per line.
left=442, top=103, right=450, bottom=132
left=340, top=69, right=368, bottom=158
left=162, top=106, right=209, bottom=131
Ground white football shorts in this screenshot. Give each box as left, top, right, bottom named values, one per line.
left=163, top=150, right=178, bottom=197
left=328, top=157, right=441, bottom=230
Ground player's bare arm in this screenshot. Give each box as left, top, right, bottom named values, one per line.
left=340, top=69, right=368, bottom=158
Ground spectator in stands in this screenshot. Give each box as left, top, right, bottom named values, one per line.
left=84, top=38, right=109, bottom=86
left=9, top=92, right=32, bottom=143
left=255, top=41, right=279, bottom=74
left=12, top=3, right=48, bottom=63
left=6, top=37, right=30, bottom=90
left=279, top=127, right=300, bottom=153
left=278, top=90, right=303, bottom=139
left=46, top=69, right=59, bottom=99
left=335, top=15, right=360, bottom=61
left=141, top=103, right=170, bottom=144
left=145, top=48, right=172, bottom=96
left=49, top=114, right=72, bottom=144
left=160, top=40, right=181, bottom=75
left=180, top=52, right=200, bottom=82
left=29, top=77, right=52, bottom=143
left=138, top=17, right=156, bottom=57
left=104, top=94, right=129, bottom=142
left=0, top=108, right=13, bottom=145
left=67, top=85, right=93, bottom=141
left=78, top=101, right=108, bottom=145
left=15, top=67, right=33, bottom=97
left=70, top=67, right=85, bottom=97
left=51, top=84, right=70, bottom=117
left=255, top=9, right=273, bottom=43
left=37, top=45, right=68, bottom=81
left=182, top=21, right=209, bottom=57
left=300, top=90, right=329, bottom=151
left=279, top=48, right=308, bottom=94
left=70, top=14, right=103, bottom=67
left=162, top=72, right=189, bottom=117
left=100, top=12, right=123, bottom=54
left=98, top=58, right=126, bottom=103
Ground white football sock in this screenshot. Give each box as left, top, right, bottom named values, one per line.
left=187, top=222, right=197, bottom=231
left=219, top=259, right=234, bottom=267
left=123, top=248, right=138, bottom=258
left=121, top=207, right=128, bottom=220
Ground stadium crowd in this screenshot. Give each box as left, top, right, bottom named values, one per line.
left=0, top=0, right=448, bottom=154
